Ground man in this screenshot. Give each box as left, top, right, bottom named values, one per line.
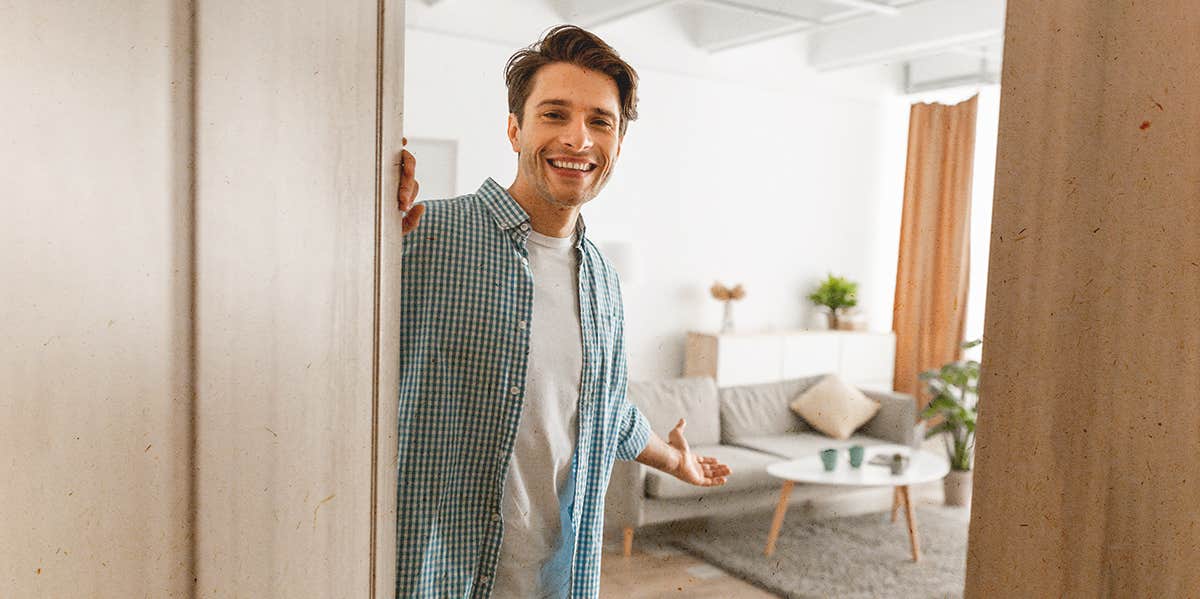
left=394, top=25, right=731, bottom=598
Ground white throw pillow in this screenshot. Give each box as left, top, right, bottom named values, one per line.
left=789, top=375, right=880, bottom=440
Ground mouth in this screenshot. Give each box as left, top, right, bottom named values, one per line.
left=545, top=157, right=598, bottom=179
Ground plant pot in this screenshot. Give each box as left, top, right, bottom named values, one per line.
left=824, top=311, right=839, bottom=331
left=943, top=469, right=973, bottom=507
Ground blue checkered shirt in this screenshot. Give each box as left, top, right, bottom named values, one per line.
left=397, top=178, right=653, bottom=598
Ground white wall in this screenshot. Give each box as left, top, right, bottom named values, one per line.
left=965, top=86, right=1000, bottom=361
left=403, top=18, right=976, bottom=380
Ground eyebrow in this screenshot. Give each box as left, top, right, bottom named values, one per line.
left=535, top=99, right=618, bottom=121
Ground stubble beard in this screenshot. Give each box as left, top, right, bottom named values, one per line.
left=524, top=150, right=610, bottom=211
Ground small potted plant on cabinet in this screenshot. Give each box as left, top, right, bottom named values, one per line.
left=807, top=274, right=858, bottom=330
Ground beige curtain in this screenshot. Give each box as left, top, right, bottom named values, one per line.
left=892, top=96, right=978, bottom=409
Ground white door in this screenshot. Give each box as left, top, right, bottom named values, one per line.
left=1, top=1, right=405, bottom=596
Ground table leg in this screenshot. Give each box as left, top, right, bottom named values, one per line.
left=764, top=481, right=794, bottom=556
left=899, top=485, right=920, bottom=562
left=890, top=486, right=901, bottom=523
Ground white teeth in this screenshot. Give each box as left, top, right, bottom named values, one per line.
left=551, top=160, right=592, bottom=171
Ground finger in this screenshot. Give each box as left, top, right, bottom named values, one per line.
left=395, top=148, right=413, bottom=168
left=671, top=421, right=690, bottom=452
left=405, top=180, right=420, bottom=211
left=395, top=150, right=411, bottom=205
left=398, top=170, right=419, bottom=211
left=402, top=136, right=407, bottom=146
left=402, top=203, right=426, bottom=236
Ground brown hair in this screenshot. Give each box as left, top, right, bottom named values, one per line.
left=504, top=25, right=639, bottom=136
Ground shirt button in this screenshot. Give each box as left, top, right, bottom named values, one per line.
left=510, top=386, right=520, bottom=396
left=517, top=320, right=527, bottom=330
left=491, top=512, right=500, bottom=522
left=480, top=575, right=490, bottom=584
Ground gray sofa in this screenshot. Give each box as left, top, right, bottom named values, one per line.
left=604, top=374, right=918, bottom=555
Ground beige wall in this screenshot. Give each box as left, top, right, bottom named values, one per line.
left=966, top=1, right=1200, bottom=595
left=1, top=1, right=404, bottom=596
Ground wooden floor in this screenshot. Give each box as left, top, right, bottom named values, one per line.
left=599, top=536, right=779, bottom=598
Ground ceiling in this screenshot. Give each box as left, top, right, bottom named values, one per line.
left=413, top=0, right=1005, bottom=93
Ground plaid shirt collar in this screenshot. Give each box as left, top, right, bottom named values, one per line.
left=477, top=177, right=588, bottom=250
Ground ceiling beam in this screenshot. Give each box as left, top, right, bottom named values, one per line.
left=695, top=0, right=817, bottom=22
left=945, top=43, right=1002, bottom=60
left=821, top=0, right=900, bottom=16
left=691, top=0, right=823, bottom=52
left=697, top=0, right=916, bottom=54
left=559, top=0, right=680, bottom=28
left=700, top=21, right=814, bottom=52
left=809, top=0, right=1004, bottom=70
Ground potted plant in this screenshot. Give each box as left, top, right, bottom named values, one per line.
left=918, top=338, right=981, bottom=506
left=807, top=274, right=858, bottom=330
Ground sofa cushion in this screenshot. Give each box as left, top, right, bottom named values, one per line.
left=729, top=432, right=894, bottom=461
left=718, top=376, right=824, bottom=443
left=628, top=377, right=721, bottom=447
left=789, top=374, right=880, bottom=440
left=644, top=444, right=782, bottom=499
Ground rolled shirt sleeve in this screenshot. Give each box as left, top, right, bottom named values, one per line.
left=614, top=400, right=652, bottom=461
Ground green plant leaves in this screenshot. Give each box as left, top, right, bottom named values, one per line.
left=807, top=273, right=859, bottom=311
left=918, top=338, right=982, bottom=471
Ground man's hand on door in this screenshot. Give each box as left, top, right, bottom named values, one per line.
left=397, top=137, right=426, bottom=236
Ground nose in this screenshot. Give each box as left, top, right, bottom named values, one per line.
left=559, top=115, right=594, bottom=151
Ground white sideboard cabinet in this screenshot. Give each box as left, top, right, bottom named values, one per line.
left=684, top=331, right=896, bottom=391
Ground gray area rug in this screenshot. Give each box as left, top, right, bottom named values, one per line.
left=653, top=506, right=968, bottom=599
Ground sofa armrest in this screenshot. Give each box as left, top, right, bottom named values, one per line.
left=858, top=389, right=918, bottom=447
left=604, top=460, right=648, bottom=530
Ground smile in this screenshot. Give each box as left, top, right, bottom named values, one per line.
left=547, top=158, right=597, bottom=172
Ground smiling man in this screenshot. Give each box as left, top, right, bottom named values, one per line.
left=394, top=25, right=731, bottom=598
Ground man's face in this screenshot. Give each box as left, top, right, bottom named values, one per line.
left=507, top=62, right=623, bottom=210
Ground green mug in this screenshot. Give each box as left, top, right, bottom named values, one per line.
left=820, top=448, right=838, bottom=472
left=848, top=445, right=865, bottom=468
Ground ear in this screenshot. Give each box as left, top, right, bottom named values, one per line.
left=506, top=113, right=521, bottom=153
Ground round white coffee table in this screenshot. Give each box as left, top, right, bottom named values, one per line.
left=763, top=444, right=949, bottom=562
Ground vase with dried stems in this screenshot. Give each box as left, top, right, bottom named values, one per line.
left=710, top=282, right=746, bottom=333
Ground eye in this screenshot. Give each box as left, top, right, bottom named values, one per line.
left=543, top=111, right=564, bottom=119
left=592, top=119, right=614, bottom=128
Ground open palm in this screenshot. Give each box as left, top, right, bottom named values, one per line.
left=667, top=418, right=732, bottom=487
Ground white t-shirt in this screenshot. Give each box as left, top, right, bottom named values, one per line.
left=491, top=230, right=583, bottom=599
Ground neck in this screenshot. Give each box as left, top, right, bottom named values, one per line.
left=507, top=180, right=580, bottom=238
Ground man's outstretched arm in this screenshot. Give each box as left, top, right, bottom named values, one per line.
left=635, top=419, right=731, bottom=487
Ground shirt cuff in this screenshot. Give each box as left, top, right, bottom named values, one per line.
left=614, top=406, right=652, bottom=462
